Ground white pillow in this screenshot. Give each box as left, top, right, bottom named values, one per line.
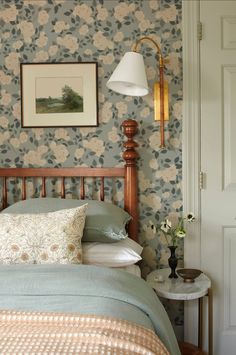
left=82, top=237, right=143, bottom=267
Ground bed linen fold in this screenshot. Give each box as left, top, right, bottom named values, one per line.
left=0, top=264, right=180, bottom=355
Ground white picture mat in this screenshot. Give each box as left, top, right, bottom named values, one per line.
left=21, top=63, right=97, bottom=127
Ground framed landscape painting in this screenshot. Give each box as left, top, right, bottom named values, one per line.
left=20, top=62, right=98, bottom=127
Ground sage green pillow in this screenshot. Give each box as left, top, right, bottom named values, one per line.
left=2, top=198, right=131, bottom=243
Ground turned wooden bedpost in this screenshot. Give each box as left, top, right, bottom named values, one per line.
left=122, top=119, right=139, bottom=242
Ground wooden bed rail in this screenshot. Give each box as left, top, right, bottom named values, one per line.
left=0, top=168, right=125, bottom=208
left=0, top=119, right=139, bottom=241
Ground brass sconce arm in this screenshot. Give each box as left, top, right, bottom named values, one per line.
left=132, top=36, right=164, bottom=66
left=132, top=36, right=167, bottom=148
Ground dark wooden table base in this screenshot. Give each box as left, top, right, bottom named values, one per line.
left=179, top=341, right=207, bottom=355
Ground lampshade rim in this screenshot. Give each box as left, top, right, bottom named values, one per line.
left=107, top=80, right=149, bottom=97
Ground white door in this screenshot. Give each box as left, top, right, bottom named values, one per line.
left=200, top=1, right=236, bottom=354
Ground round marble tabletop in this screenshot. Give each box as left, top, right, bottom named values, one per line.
left=146, top=268, right=211, bottom=300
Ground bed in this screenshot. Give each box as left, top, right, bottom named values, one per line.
left=0, top=120, right=180, bottom=354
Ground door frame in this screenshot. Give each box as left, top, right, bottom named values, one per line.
left=182, top=0, right=201, bottom=345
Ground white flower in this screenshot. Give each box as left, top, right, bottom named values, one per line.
left=32, top=128, right=44, bottom=140
left=54, top=128, right=70, bottom=141
left=101, top=101, right=112, bottom=123
left=149, top=0, right=159, bottom=10
left=10, top=138, right=20, bottom=148
left=173, top=101, right=182, bottom=120
left=17, top=21, right=35, bottom=44
left=93, top=31, right=113, bottom=50
left=161, top=219, right=172, bottom=233
left=140, top=107, right=150, bottom=118
left=79, top=127, right=96, bottom=136
left=12, top=102, right=21, bottom=120
left=83, top=137, right=105, bottom=156
left=156, top=4, right=178, bottom=23
left=142, top=246, right=157, bottom=268
left=33, top=50, right=49, bottom=62
left=114, top=32, right=124, bottom=42
left=50, top=142, right=69, bottom=163
left=57, top=35, right=78, bottom=54
left=35, top=32, right=48, bottom=48
left=135, top=10, right=145, bottom=21
left=140, top=194, right=161, bottom=210
left=0, top=5, right=18, bottom=23
left=114, top=3, right=135, bottom=22
left=176, top=230, right=186, bottom=238
left=0, top=70, right=11, bottom=85
left=24, top=146, right=48, bottom=166
left=149, top=220, right=156, bottom=234
left=139, top=19, right=154, bottom=32
left=5, top=52, right=20, bottom=75
left=149, top=159, right=159, bottom=170
left=3, top=32, right=10, bottom=39
left=84, top=48, right=93, bottom=56
left=170, top=137, right=180, bottom=148
left=115, top=101, right=127, bottom=118
left=19, top=132, right=28, bottom=143
left=166, top=52, right=181, bottom=76
left=0, top=116, right=8, bottom=128
left=139, top=171, right=153, bottom=191
left=172, top=200, right=182, bottom=210
left=156, top=165, right=178, bottom=183
left=74, top=148, right=84, bottom=160
left=0, top=90, right=11, bottom=106
left=38, top=10, right=49, bottom=25
left=186, top=212, right=195, bottom=222
left=73, top=4, right=93, bottom=24
left=48, top=45, right=58, bottom=56
left=108, top=127, right=119, bottom=143
left=12, top=40, right=23, bottom=50
left=146, top=66, right=156, bottom=80
left=54, top=21, right=69, bottom=34
left=79, top=25, right=89, bottom=36
left=149, top=131, right=161, bottom=150
left=96, top=4, right=108, bottom=21
left=143, top=221, right=156, bottom=241
left=0, top=132, right=10, bottom=145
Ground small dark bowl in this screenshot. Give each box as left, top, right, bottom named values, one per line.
left=177, top=268, right=202, bottom=283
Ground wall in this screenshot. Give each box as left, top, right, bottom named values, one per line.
left=0, top=0, right=183, bottom=336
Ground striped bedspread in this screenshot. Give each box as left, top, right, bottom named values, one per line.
left=0, top=310, right=169, bottom=354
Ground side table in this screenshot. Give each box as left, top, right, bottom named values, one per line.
left=147, top=268, right=212, bottom=355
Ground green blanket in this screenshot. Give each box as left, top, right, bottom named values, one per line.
left=0, top=264, right=180, bottom=355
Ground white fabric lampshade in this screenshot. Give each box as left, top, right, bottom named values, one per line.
left=106, top=52, right=149, bottom=96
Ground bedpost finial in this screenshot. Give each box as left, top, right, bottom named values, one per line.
left=122, top=119, right=139, bottom=241
left=122, top=119, right=139, bottom=165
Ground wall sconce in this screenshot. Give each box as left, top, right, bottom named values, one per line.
left=106, top=36, right=169, bottom=148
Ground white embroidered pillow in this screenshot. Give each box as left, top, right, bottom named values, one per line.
left=0, top=204, right=88, bottom=265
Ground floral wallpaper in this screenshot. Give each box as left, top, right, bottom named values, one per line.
left=0, top=0, right=183, bottom=338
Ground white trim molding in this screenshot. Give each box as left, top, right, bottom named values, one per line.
left=182, top=0, right=201, bottom=346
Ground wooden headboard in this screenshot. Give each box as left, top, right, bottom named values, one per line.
left=0, top=119, right=139, bottom=242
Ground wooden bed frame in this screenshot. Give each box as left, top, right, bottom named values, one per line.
left=0, top=119, right=139, bottom=242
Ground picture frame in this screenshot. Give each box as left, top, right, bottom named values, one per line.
left=20, top=62, right=98, bottom=127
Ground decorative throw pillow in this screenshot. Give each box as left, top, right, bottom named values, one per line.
left=0, top=204, right=88, bottom=265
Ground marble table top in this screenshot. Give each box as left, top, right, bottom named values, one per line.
left=146, top=268, right=211, bottom=300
